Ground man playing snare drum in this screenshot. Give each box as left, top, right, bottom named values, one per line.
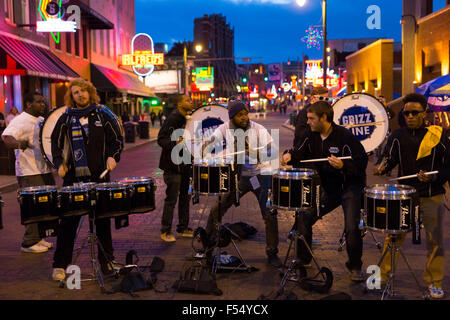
left=2, top=92, right=55, bottom=253
left=374, top=93, right=450, bottom=299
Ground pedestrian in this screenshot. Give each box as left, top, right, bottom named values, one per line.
left=0, top=111, right=5, bottom=130
left=157, top=94, right=194, bottom=242
left=158, top=110, right=163, bottom=126
left=1, top=92, right=55, bottom=253
left=6, top=106, right=20, bottom=126
left=204, top=100, right=281, bottom=268
left=150, top=110, right=156, bottom=127
left=50, top=78, right=124, bottom=281
left=374, top=93, right=450, bottom=299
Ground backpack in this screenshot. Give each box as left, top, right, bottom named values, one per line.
left=172, top=261, right=223, bottom=296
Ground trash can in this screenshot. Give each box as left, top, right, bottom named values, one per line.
left=138, top=120, right=149, bottom=139
left=124, top=122, right=136, bottom=143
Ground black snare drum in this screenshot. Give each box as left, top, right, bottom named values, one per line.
left=95, top=182, right=132, bottom=219
left=18, top=185, right=59, bottom=225
left=117, top=177, right=156, bottom=213
left=59, top=185, right=91, bottom=218
left=364, top=184, right=419, bottom=234
left=270, top=168, right=321, bottom=212
left=192, top=158, right=231, bottom=195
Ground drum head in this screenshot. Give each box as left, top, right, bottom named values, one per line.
left=332, top=93, right=389, bottom=153
left=117, top=177, right=153, bottom=184
left=365, top=184, right=417, bottom=200
left=184, top=105, right=229, bottom=156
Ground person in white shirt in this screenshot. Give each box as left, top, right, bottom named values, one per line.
left=203, top=100, right=281, bottom=268
left=6, top=106, right=20, bottom=126
left=1, top=92, right=55, bottom=254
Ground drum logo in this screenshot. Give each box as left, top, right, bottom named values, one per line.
left=74, top=195, right=84, bottom=202
left=401, top=205, right=409, bottom=228
left=137, top=187, right=146, bottom=193
left=219, top=172, right=228, bottom=191
left=281, top=186, right=289, bottom=193
left=38, top=196, right=48, bottom=203
left=302, top=185, right=310, bottom=206
left=113, top=193, right=123, bottom=199
left=339, top=106, right=376, bottom=142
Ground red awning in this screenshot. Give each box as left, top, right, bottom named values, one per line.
left=0, top=34, right=79, bottom=81
left=91, top=64, right=155, bottom=97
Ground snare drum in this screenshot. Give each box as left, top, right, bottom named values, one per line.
left=59, top=185, right=91, bottom=218
left=270, top=168, right=321, bottom=212
left=364, top=184, right=419, bottom=234
left=18, top=185, right=59, bottom=225
left=192, top=158, right=231, bottom=195
left=95, top=182, right=132, bottom=219
left=116, top=177, right=156, bottom=213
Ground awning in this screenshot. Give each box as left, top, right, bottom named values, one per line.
left=68, top=0, right=114, bottom=30
left=0, top=35, right=79, bottom=81
left=91, top=64, right=155, bottom=97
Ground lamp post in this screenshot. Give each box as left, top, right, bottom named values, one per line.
left=184, top=42, right=203, bottom=96
left=297, top=0, right=327, bottom=87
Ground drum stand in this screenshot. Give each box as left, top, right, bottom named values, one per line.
left=60, top=208, right=118, bottom=292
left=368, top=233, right=426, bottom=300
left=280, top=210, right=332, bottom=291
left=338, top=224, right=382, bottom=252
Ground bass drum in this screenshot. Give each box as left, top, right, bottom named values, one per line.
left=183, top=104, right=229, bottom=156
left=39, top=105, right=124, bottom=168
left=332, top=93, right=389, bottom=153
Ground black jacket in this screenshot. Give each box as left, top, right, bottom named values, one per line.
left=51, top=106, right=123, bottom=184
left=291, top=122, right=368, bottom=193
left=382, top=125, right=450, bottom=197
left=157, top=109, right=190, bottom=174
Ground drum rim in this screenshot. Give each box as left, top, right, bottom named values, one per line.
left=193, top=159, right=232, bottom=167
left=73, top=182, right=97, bottom=189
left=39, top=106, right=67, bottom=169
left=364, top=184, right=417, bottom=197
left=96, top=182, right=129, bottom=190
left=61, top=186, right=89, bottom=192
left=116, top=176, right=154, bottom=183
left=274, top=168, right=318, bottom=179
left=19, top=185, right=58, bottom=193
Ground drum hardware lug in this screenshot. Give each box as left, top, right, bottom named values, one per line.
left=57, top=194, right=61, bottom=208
left=266, top=189, right=272, bottom=208
left=109, top=190, right=112, bottom=200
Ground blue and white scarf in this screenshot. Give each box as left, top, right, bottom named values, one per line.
left=67, top=105, right=97, bottom=177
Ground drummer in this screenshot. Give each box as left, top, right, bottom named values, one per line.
left=282, top=100, right=368, bottom=281
left=50, top=78, right=123, bottom=281
left=374, top=93, right=450, bottom=299
left=1, top=91, right=55, bottom=254
left=203, top=100, right=282, bottom=268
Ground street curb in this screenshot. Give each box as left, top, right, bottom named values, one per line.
left=282, top=124, right=295, bottom=132
left=0, top=137, right=158, bottom=194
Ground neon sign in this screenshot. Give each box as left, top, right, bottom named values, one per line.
left=305, top=59, right=339, bottom=88
left=121, top=33, right=163, bottom=77
left=38, top=1, right=80, bottom=43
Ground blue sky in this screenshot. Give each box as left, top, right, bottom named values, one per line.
left=135, top=0, right=447, bottom=64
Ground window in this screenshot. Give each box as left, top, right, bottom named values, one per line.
left=92, top=29, right=97, bottom=52
left=66, top=33, right=72, bottom=54
left=20, top=0, right=29, bottom=26
left=100, top=30, right=104, bottom=55
left=106, top=30, right=110, bottom=57
left=74, top=30, right=80, bottom=56
left=4, top=0, right=14, bottom=23
left=83, top=27, right=88, bottom=59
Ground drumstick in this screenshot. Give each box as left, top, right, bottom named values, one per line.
left=389, top=171, right=438, bottom=181
left=342, top=121, right=386, bottom=129
left=300, top=156, right=352, bottom=163
left=209, top=146, right=266, bottom=159
left=100, top=169, right=109, bottom=179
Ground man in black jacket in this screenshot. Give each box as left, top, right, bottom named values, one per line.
left=282, top=101, right=368, bottom=282
left=374, top=93, right=450, bottom=299
left=158, top=94, right=194, bottom=242
left=51, top=78, right=123, bottom=281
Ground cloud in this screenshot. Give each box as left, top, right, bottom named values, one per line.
left=224, top=0, right=292, bottom=5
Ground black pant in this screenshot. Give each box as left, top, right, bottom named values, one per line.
left=161, top=171, right=191, bottom=234
left=296, top=185, right=364, bottom=270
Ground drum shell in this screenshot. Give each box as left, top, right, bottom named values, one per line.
left=271, top=169, right=321, bottom=211
left=59, top=189, right=91, bottom=218
left=95, top=185, right=132, bottom=219
left=192, top=164, right=231, bottom=195
left=18, top=189, right=59, bottom=225
left=129, top=180, right=156, bottom=213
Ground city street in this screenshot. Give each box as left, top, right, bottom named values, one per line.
left=0, top=111, right=448, bottom=301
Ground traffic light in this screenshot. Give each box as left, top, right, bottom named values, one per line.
left=264, top=76, right=269, bottom=82
left=242, top=77, right=248, bottom=84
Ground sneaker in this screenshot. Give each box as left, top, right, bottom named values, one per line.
left=101, top=260, right=122, bottom=275
left=346, top=262, right=364, bottom=282
left=52, top=268, right=66, bottom=281
left=161, top=232, right=176, bottom=242
left=428, top=285, right=445, bottom=299
left=267, top=254, right=282, bottom=268
left=38, top=239, right=53, bottom=249
left=21, top=243, right=48, bottom=253
left=176, top=228, right=194, bottom=238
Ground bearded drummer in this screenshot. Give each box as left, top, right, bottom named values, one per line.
left=374, top=93, right=450, bottom=299
left=50, top=78, right=123, bottom=281
left=282, top=101, right=368, bottom=282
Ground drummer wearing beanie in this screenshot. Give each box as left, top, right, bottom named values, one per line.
left=204, top=100, right=281, bottom=268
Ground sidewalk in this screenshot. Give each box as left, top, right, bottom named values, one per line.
left=0, top=126, right=161, bottom=193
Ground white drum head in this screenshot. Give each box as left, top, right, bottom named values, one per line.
left=40, top=106, right=68, bottom=168
left=333, top=93, right=389, bottom=153
left=184, top=105, right=229, bottom=155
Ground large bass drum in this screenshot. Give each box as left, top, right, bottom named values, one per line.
left=183, top=104, right=229, bottom=156
left=40, top=105, right=124, bottom=168
left=332, top=93, right=389, bottom=153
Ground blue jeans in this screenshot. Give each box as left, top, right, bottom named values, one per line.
left=206, top=174, right=279, bottom=256
left=297, top=184, right=364, bottom=270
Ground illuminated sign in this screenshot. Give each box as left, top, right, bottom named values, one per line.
left=37, top=19, right=76, bottom=32
left=305, top=59, right=339, bottom=88
left=38, top=1, right=80, bottom=43
left=191, top=67, right=214, bottom=92
left=122, top=33, right=162, bottom=77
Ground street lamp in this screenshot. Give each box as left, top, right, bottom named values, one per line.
left=184, top=42, right=203, bottom=96
left=297, top=0, right=327, bottom=87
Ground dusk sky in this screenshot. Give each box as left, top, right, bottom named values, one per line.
left=136, top=0, right=447, bottom=64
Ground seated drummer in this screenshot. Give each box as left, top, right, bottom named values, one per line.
left=282, top=101, right=368, bottom=282
left=50, top=78, right=123, bottom=281
left=203, top=100, right=281, bottom=268
left=374, top=93, right=450, bottom=299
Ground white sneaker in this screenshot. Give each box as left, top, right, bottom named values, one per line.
left=21, top=243, right=48, bottom=253
left=38, top=239, right=53, bottom=249
left=52, top=268, right=66, bottom=281
left=428, top=285, right=445, bottom=299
